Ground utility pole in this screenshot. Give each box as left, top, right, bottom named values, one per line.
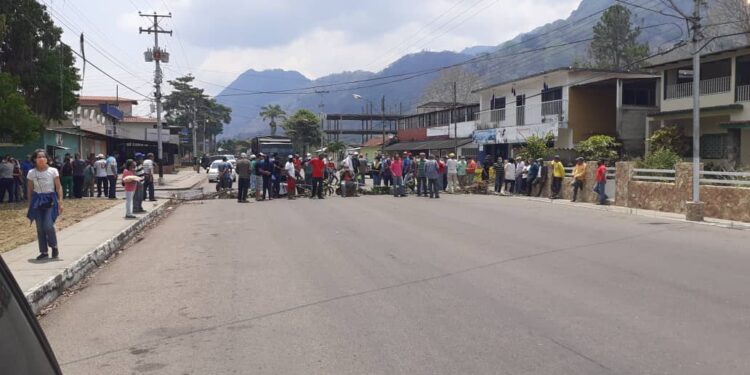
left=381, top=96, right=386, bottom=154
left=452, top=81, right=457, bottom=154
left=139, top=12, right=172, bottom=185
left=688, top=0, right=704, bottom=221
left=191, top=97, right=198, bottom=164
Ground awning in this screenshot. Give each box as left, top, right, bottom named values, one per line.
left=647, top=104, right=743, bottom=120
left=719, top=121, right=750, bottom=129
left=383, top=138, right=473, bottom=152
left=49, top=145, right=70, bottom=150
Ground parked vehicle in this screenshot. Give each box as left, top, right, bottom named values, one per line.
left=207, top=160, right=237, bottom=182
left=249, top=136, right=295, bottom=157
left=0, top=256, right=63, bottom=374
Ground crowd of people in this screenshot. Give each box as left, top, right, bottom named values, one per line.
left=212, top=150, right=609, bottom=205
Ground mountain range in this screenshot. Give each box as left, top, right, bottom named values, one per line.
left=215, top=0, right=706, bottom=140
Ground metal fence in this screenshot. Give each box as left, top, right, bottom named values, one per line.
left=700, top=170, right=750, bottom=187
left=633, top=168, right=676, bottom=182
left=665, top=76, right=731, bottom=99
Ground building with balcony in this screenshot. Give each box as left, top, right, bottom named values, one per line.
left=390, top=102, right=480, bottom=158
left=472, top=68, right=658, bottom=160
left=645, top=45, right=750, bottom=168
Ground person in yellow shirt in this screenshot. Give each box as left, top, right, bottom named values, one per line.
left=571, top=157, right=587, bottom=202
left=551, top=155, right=565, bottom=199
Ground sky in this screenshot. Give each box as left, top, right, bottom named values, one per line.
left=44, top=0, right=582, bottom=115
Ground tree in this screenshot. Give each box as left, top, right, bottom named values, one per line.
left=326, top=140, right=347, bottom=161
left=575, top=135, right=621, bottom=161
left=706, top=0, right=750, bottom=45
left=282, top=109, right=322, bottom=153
left=517, top=134, right=554, bottom=160
left=164, top=75, right=231, bottom=155
left=0, top=73, right=43, bottom=143
left=419, top=66, right=481, bottom=105
left=0, top=0, right=80, bottom=122
left=588, top=5, right=650, bottom=70
left=259, top=104, right=287, bottom=136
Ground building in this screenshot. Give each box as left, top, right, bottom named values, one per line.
left=472, top=68, right=658, bottom=161
left=645, top=45, right=750, bottom=168
left=389, top=103, right=479, bottom=158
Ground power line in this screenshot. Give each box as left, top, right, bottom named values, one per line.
left=616, top=0, right=687, bottom=20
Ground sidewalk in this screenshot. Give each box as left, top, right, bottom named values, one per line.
left=1, top=199, right=170, bottom=313
left=508, top=195, right=750, bottom=230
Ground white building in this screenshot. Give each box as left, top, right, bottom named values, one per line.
left=645, top=45, right=750, bottom=168
left=472, top=68, right=658, bottom=160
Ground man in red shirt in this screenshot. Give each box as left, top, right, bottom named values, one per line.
left=310, top=152, right=326, bottom=199
left=594, top=158, right=609, bottom=205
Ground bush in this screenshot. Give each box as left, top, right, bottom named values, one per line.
left=517, top=134, right=554, bottom=160
left=638, top=148, right=682, bottom=169
left=575, top=135, right=620, bottom=161
left=648, top=125, right=688, bottom=155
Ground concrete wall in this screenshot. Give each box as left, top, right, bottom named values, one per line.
left=568, top=86, right=617, bottom=143
left=616, top=162, right=750, bottom=222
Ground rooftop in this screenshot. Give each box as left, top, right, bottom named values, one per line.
left=78, top=96, right=139, bottom=105
left=472, top=67, right=655, bottom=93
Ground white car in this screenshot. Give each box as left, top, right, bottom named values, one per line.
left=207, top=160, right=237, bottom=182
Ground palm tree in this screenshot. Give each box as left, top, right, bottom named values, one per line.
left=326, top=140, right=347, bottom=161
left=259, top=104, right=287, bottom=136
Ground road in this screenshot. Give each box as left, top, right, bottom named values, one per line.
left=40, top=194, right=750, bottom=374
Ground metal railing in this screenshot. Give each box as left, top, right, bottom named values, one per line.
left=737, top=84, right=750, bottom=102
left=665, top=76, right=731, bottom=99
left=699, top=170, right=750, bottom=187
left=633, top=168, right=676, bottom=182
left=475, top=99, right=566, bottom=127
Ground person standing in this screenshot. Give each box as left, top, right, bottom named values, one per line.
left=424, top=154, right=440, bottom=199
left=504, top=159, right=516, bottom=194
left=284, top=155, right=296, bottom=200
left=391, top=153, right=404, bottom=197
left=371, top=156, right=382, bottom=186
left=133, top=154, right=146, bottom=213
left=12, top=158, right=22, bottom=202
left=249, top=154, right=257, bottom=196
left=26, top=149, right=63, bottom=260
left=526, top=159, right=539, bottom=197
left=19, top=155, right=33, bottom=201
left=551, top=155, right=565, bottom=199
left=142, top=153, right=156, bottom=201
left=255, top=154, right=269, bottom=201
left=415, top=153, right=427, bottom=197
left=594, top=159, right=609, bottom=205
left=94, top=154, right=108, bottom=197
left=382, top=155, right=392, bottom=187
left=456, top=156, right=467, bottom=190
left=105, top=152, right=118, bottom=199
left=236, top=153, right=251, bottom=203
left=60, top=156, right=73, bottom=199
left=71, top=153, right=86, bottom=199
left=201, top=154, right=210, bottom=173
left=533, top=158, right=548, bottom=197
left=83, top=159, right=95, bottom=198
left=438, top=157, right=447, bottom=192
left=514, top=157, right=526, bottom=195
left=0, top=155, right=15, bottom=203
left=271, top=153, right=282, bottom=198
left=121, top=160, right=139, bottom=219
left=571, top=157, right=587, bottom=202
left=310, top=153, right=325, bottom=199
left=493, top=157, right=505, bottom=194
left=466, top=157, right=477, bottom=186
left=446, top=153, right=459, bottom=193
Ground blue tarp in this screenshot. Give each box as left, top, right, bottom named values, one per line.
left=99, top=104, right=124, bottom=120
left=472, top=129, right=496, bottom=145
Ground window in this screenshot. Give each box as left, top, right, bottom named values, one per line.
left=491, top=97, right=506, bottom=109
left=541, top=87, right=562, bottom=102
left=516, top=95, right=525, bottom=106
left=701, top=134, right=727, bottom=159
left=623, top=81, right=656, bottom=106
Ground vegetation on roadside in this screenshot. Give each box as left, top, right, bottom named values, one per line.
left=517, top=134, right=554, bottom=160
left=575, top=135, right=621, bottom=161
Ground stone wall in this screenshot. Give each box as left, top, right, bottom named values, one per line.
left=537, top=161, right=601, bottom=203
left=615, top=162, right=750, bottom=222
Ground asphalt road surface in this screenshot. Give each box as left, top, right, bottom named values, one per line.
left=40, top=194, right=750, bottom=374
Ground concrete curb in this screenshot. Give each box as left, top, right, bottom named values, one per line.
left=24, top=201, right=172, bottom=314
left=507, top=195, right=750, bottom=230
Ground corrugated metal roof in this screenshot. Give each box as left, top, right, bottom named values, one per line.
left=383, top=138, right=473, bottom=152
left=79, top=96, right=138, bottom=105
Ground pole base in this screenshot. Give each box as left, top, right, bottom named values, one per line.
left=685, top=202, right=705, bottom=222
left=158, top=177, right=165, bottom=186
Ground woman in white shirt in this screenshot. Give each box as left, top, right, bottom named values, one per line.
left=26, top=149, right=63, bottom=260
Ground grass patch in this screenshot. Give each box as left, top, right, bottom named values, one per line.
left=0, top=198, right=120, bottom=254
